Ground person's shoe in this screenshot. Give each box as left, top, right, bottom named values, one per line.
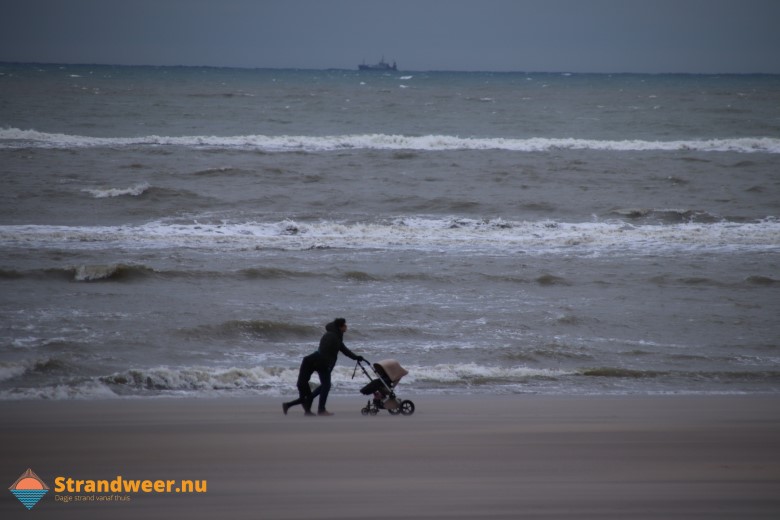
left=282, top=402, right=290, bottom=415
left=304, top=410, right=316, bottom=416
left=317, top=410, right=334, bottom=416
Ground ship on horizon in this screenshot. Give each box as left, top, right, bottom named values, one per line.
left=358, top=57, right=397, bottom=71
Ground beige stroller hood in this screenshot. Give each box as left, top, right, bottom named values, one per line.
left=374, top=359, right=409, bottom=384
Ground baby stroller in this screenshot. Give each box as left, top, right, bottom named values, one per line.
left=352, top=359, right=415, bottom=416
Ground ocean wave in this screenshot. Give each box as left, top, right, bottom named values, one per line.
left=744, top=275, right=779, bottom=286
left=609, top=208, right=722, bottom=224
left=580, top=367, right=780, bottom=382
left=1, top=217, right=778, bottom=256
left=581, top=367, right=663, bottom=378
left=0, top=357, right=73, bottom=382
left=0, top=264, right=451, bottom=284
left=0, top=361, right=28, bottom=382
left=2, top=128, right=779, bottom=153
left=100, top=366, right=294, bottom=393
left=649, top=273, right=779, bottom=289
left=3, top=360, right=779, bottom=399
left=240, top=267, right=318, bottom=279
left=406, top=363, right=571, bottom=385
left=0, top=364, right=297, bottom=399
left=73, top=263, right=156, bottom=282
left=82, top=182, right=150, bottom=198
left=60, top=363, right=576, bottom=396
left=0, top=381, right=120, bottom=400
left=91, top=363, right=780, bottom=391
left=180, top=320, right=320, bottom=341
left=0, top=264, right=156, bottom=282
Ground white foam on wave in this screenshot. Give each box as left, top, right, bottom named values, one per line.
left=4, top=357, right=778, bottom=399
left=0, top=361, right=28, bottom=382
left=404, top=363, right=573, bottom=383
left=0, top=381, right=120, bottom=400
left=0, top=361, right=573, bottom=399
left=2, top=127, right=779, bottom=153
left=73, top=264, right=122, bottom=281
left=1, top=217, right=778, bottom=256
left=103, top=365, right=299, bottom=392
left=82, top=182, right=150, bottom=198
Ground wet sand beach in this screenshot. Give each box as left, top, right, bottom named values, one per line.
left=2, top=395, right=779, bottom=519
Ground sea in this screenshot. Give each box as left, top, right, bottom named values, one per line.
left=1, top=63, right=779, bottom=399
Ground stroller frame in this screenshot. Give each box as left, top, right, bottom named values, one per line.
left=352, top=359, right=415, bottom=416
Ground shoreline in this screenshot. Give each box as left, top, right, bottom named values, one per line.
left=2, top=395, right=779, bottom=519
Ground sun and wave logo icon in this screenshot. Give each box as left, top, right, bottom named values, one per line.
left=9, top=468, right=49, bottom=510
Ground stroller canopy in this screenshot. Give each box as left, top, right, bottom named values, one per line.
left=375, top=359, right=408, bottom=384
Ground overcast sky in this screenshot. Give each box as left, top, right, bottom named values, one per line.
left=1, top=0, right=778, bottom=73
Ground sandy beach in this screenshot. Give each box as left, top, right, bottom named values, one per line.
left=1, top=395, right=779, bottom=519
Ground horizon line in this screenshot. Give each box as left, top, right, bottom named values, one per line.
left=1, top=61, right=778, bottom=76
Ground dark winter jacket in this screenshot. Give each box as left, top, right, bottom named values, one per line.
left=317, top=321, right=360, bottom=366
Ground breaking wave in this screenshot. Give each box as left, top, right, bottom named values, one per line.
left=0, top=264, right=156, bottom=282
left=2, top=362, right=576, bottom=399
left=72, top=263, right=154, bottom=281
left=99, top=366, right=294, bottom=393
left=82, top=182, right=150, bottom=198
left=2, top=128, right=779, bottom=153
left=4, top=360, right=778, bottom=399
left=1, top=217, right=778, bottom=256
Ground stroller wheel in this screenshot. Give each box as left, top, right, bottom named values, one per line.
left=369, top=407, right=379, bottom=416
left=399, top=400, right=415, bottom=416
left=361, top=407, right=370, bottom=415
left=388, top=406, right=401, bottom=415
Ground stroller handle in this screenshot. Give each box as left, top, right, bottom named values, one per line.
left=351, top=358, right=372, bottom=380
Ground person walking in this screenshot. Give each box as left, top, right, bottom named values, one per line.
left=282, top=318, right=364, bottom=416
left=315, top=318, right=364, bottom=416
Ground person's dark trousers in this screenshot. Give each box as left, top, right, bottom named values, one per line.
left=295, top=353, right=319, bottom=412
left=287, top=385, right=321, bottom=410
left=314, top=360, right=333, bottom=412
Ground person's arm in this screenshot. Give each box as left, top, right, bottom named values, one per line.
left=339, top=342, right=364, bottom=362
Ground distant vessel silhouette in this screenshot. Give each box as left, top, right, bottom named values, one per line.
left=358, top=57, right=397, bottom=71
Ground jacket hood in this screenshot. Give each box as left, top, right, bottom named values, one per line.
left=325, top=321, right=336, bottom=332
left=325, top=319, right=345, bottom=335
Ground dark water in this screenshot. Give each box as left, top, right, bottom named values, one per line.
left=1, top=64, right=779, bottom=398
